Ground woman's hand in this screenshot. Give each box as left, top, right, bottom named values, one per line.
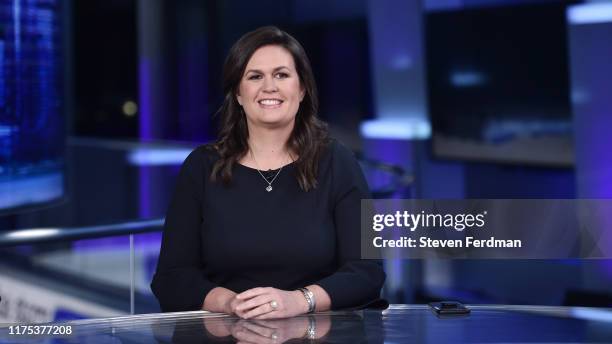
left=203, top=287, right=241, bottom=314
left=234, top=287, right=309, bottom=319
left=223, top=292, right=243, bottom=315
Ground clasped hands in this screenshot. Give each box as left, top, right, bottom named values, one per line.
left=206, top=286, right=309, bottom=319
left=230, top=287, right=308, bottom=319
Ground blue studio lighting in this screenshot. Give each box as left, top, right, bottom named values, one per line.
left=127, top=148, right=193, bottom=166
left=567, top=2, right=612, bottom=25
left=450, top=71, right=487, bottom=87
left=360, top=117, right=431, bottom=140
left=570, top=307, right=612, bottom=324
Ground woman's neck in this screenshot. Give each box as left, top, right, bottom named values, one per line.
left=243, top=124, right=295, bottom=170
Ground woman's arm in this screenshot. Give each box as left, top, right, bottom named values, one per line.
left=313, top=141, right=387, bottom=310
left=151, top=148, right=220, bottom=312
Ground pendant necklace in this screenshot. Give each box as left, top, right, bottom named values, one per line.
left=250, top=149, right=284, bottom=192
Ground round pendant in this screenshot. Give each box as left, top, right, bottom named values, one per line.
left=266, top=185, right=273, bottom=192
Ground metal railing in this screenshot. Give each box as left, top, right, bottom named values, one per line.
left=0, top=219, right=164, bottom=248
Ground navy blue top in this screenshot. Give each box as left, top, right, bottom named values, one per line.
left=151, top=139, right=386, bottom=312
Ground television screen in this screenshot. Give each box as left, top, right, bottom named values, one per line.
left=0, top=0, right=66, bottom=213
left=426, top=3, right=574, bottom=166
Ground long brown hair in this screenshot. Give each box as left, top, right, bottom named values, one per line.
left=211, top=26, right=329, bottom=191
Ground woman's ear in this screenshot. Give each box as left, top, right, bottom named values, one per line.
left=300, top=87, right=305, bottom=102
left=236, top=94, right=243, bottom=106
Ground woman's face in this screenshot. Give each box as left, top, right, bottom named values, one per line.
left=237, top=45, right=305, bottom=129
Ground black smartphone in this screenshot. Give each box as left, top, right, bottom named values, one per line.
left=429, top=301, right=470, bottom=316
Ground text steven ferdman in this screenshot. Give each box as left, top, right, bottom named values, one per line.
left=372, top=236, right=522, bottom=248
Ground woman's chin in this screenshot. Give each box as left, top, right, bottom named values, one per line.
left=254, top=115, right=295, bottom=128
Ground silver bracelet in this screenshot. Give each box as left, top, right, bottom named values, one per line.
left=298, top=287, right=316, bottom=313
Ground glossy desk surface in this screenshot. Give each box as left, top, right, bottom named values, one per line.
left=2, top=304, right=612, bottom=343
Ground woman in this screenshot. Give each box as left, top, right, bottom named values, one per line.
left=151, top=26, right=386, bottom=319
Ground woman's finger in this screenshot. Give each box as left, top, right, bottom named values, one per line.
left=242, top=301, right=278, bottom=319
left=236, top=287, right=271, bottom=301
left=235, top=294, right=275, bottom=313
left=251, top=311, right=282, bottom=320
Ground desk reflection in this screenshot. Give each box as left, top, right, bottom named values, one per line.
left=164, top=313, right=368, bottom=343
left=3, top=305, right=611, bottom=343
left=204, top=315, right=330, bottom=342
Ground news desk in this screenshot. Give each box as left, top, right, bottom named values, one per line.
left=2, top=304, right=612, bottom=343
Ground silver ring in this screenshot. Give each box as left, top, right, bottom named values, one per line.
left=270, top=300, right=278, bottom=310
left=271, top=332, right=278, bottom=340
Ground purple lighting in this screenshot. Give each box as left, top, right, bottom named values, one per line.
left=138, top=59, right=153, bottom=140
left=139, top=58, right=154, bottom=219
left=569, top=8, right=612, bottom=284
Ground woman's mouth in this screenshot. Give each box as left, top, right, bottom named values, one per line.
left=258, top=99, right=284, bottom=109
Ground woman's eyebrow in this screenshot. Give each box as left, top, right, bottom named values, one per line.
left=245, top=66, right=291, bottom=74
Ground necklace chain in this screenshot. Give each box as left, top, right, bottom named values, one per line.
left=249, top=149, right=284, bottom=192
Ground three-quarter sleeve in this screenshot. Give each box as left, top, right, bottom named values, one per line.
left=151, top=148, right=218, bottom=312
left=315, top=142, right=387, bottom=310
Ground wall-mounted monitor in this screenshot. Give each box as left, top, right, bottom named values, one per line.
left=0, top=0, right=66, bottom=214
left=426, top=3, right=574, bottom=167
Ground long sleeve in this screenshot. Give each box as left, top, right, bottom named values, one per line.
left=315, top=142, right=387, bottom=310
left=151, top=148, right=218, bottom=312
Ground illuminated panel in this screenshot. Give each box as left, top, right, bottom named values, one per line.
left=0, top=0, right=65, bottom=212
left=567, top=2, right=612, bottom=25
left=127, top=147, right=192, bottom=166
left=360, top=117, right=431, bottom=140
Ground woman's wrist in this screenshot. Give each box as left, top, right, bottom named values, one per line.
left=297, top=287, right=316, bottom=313
left=203, top=287, right=236, bottom=313
left=293, top=290, right=310, bottom=314
left=305, top=285, right=331, bottom=312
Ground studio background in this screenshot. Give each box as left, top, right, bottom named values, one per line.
left=0, top=0, right=611, bottom=322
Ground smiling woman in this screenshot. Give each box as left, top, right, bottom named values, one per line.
left=237, top=45, right=305, bottom=128
left=151, top=26, right=387, bottom=320
left=212, top=26, right=325, bottom=192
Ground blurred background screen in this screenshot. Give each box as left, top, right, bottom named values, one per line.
left=427, top=3, right=574, bottom=166
left=0, top=0, right=66, bottom=214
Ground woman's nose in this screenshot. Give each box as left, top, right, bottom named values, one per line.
left=262, top=76, right=278, bottom=92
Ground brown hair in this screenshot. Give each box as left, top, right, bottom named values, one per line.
left=211, top=26, right=329, bottom=191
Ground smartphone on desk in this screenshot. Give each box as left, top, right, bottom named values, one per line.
left=429, top=301, right=470, bottom=316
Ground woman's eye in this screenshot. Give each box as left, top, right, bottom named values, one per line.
left=275, top=72, right=289, bottom=79
left=248, top=74, right=262, bottom=80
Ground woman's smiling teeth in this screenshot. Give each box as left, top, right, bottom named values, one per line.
left=258, top=99, right=283, bottom=107
left=259, top=99, right=283, bottom=105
